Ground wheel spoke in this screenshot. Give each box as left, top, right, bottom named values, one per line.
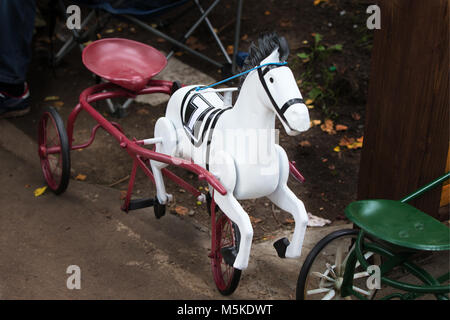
left=307, top=288, right=332, bottom=296
left=355, top=252, right=374, bottom=269
left=335, top=242, right=345, bottom=275
left=352, top=285, right=371, bottom=296
left=353, top=271, right=370, bottom=279
left=325, top=263, right=337, bottom=278
left=321, top=289, right=336, bottom=300
left=312, top=271, right=335, bottom=283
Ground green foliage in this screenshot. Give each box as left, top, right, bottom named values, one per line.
left=296, top=33, right=343, bottom=119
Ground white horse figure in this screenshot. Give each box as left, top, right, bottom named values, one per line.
left=151, top=33, right=310, bottom=270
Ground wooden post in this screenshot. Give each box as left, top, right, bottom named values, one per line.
left=358, top=0, right=449, bottom=219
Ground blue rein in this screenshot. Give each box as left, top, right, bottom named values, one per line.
left=195, top=62, right=287, bottom=92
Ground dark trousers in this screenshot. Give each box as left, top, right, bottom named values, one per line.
left=0, top=0, right=36, bottom=84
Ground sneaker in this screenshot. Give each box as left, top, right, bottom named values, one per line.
left=0, top=83, right=31, bottom=119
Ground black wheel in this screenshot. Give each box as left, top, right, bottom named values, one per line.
left=297, top=229, right=381, bottom=300
left=211, top=207, right=242, bottom=296
left=38, top=106, right=71, bottom=194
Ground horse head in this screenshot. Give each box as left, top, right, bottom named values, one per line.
left=241, top=33, right=310, bottom=136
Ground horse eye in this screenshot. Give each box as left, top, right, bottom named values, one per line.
left=269, top=77, right=274, bottom=83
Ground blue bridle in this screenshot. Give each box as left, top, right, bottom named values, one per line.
left=194, top=62, right=288, bottom=92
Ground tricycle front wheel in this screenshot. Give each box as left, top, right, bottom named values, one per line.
left=38, top=106, right=71, bottom=194
left=297, top=229, right=381, bottom=300
left=211, top=209, right=242, bottom=296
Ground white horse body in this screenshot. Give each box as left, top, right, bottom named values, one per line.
left=151, top=35, right=311, bottom=270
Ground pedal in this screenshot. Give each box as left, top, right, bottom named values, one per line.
left=220, top=246, right=238, bottom=267
left=154, top=197, right=166, bottom=219
left=273, top=237, right=290, bottom=258
left=125, top=198, right=155, bottom=211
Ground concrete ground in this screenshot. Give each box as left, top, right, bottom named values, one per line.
left=0, top=118, right=350, bottom=299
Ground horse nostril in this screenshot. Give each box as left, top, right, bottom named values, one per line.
left=269, top=77, right=274, bottom=83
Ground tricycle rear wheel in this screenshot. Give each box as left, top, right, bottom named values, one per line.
left=297, top=229, right=381, bottom=300
left=38, top=106, right=71, bottom=194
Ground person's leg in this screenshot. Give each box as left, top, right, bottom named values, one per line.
left=0, top=0, right=36, bottom=117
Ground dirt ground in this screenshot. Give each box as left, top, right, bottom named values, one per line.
left=15, top=0, right=373, bottom=240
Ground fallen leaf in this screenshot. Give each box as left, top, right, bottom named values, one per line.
left=174, top=52, right=184, bottom=57
left=156, top=37, right=166, bottom=43
left=264, top=10, right=271, bottom=15
left=339, top=136, right=355, bottom=147
left=137, top=108, right=150, bottom=115
left=284, top=218, right=295, bottom=224
left=34, top=186, right=47, bottom=197
left=104, top=28, right=115, bottom=34
left=250, top=216, right=262, bottom=224
left=335, top=124, right=348, bottom=131
left=351, top=112, right=361, bottom=121
left=305, top=99, right=314, bottom=105
left=314, top=0, right=329, bottom=6
left=320, top=119, right=336, bottom=135
left=328, top=164, right=336, bottom=170
left=175, top=206, right=189, bottom=216
left=334, top=146, right=341, bottom=152
left=307, top=105, right=315, bottom=110
left=44, top=96, right=60, bottom=102
left=226, top=45, right=234, bottom=55
left=75, top=174, right=87, bottom=181
left=299, top=140, right=312, bottom=147
left=311, top=119, right=322, bottom=127
left=25, top=184, right=31, bottom=188
left=241, top=34, right=248, bottom=41
left=120, top=190, right=127, bottom=200
left=53, top=101, right=64, bottom=108
left=279, top=19, right=292, bottom=28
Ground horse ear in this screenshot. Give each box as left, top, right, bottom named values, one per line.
left=278, top=36, right=290, bottom=61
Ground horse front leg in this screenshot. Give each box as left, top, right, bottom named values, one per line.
left=268, top=145, right=308, bottom=259
left=150, top=117, right=178, bottom=204
left=209, top=150, right=254, bottom=270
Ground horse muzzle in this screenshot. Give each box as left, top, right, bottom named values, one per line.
left=283, top=103, right=310, bottom=135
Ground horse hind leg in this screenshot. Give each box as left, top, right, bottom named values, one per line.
left=150, top=117, right=178, bottom=204
left=268, top=145, right=308, bottom=259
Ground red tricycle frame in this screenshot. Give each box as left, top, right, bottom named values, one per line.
left=38, top=79, right=305, bottom=296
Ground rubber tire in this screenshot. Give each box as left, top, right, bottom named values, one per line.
left=211, top=210, right=242, bottom=296
left=38, top=106, right=71, bottom=194
left=296, top=229, right=359, bottom=300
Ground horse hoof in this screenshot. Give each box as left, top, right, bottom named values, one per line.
left=154, top=197, right=166, bottom=219
left=273, top=237, right=290, bottom=258
left=220, top=246, right=238, bottom=266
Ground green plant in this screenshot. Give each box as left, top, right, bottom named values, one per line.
left=296, top=34, right=343, bottom=118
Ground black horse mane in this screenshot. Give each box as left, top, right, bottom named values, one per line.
left=239, top=32, right=290, bottom=85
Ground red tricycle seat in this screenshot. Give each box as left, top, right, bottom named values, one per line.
left=82, top=38, right=167, bottom=92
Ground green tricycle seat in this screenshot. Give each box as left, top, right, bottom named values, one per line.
left=346, top=200, right=450, bottom=251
